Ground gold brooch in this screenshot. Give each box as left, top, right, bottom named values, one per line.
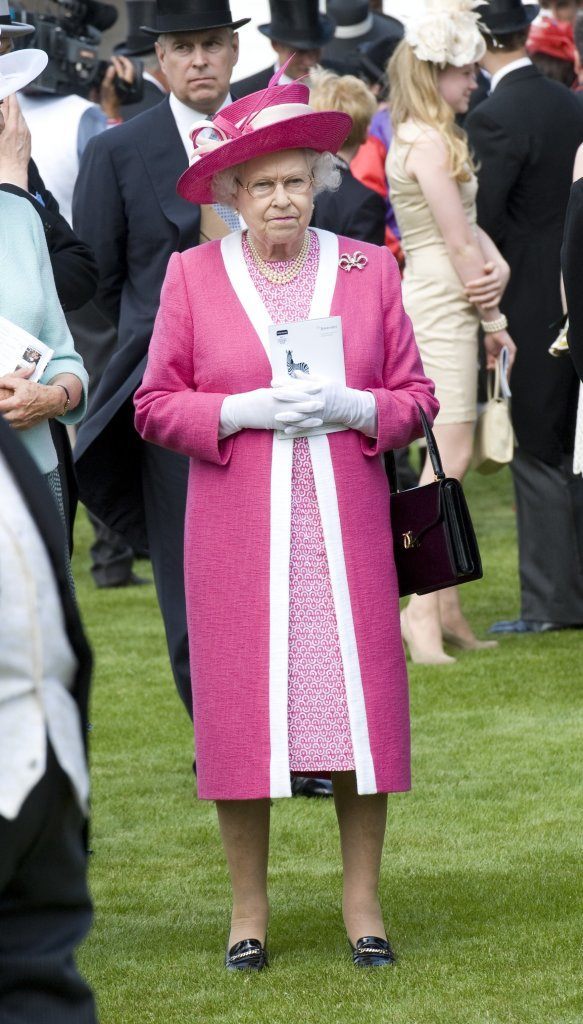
left=339, top=251, right=368, bottom=272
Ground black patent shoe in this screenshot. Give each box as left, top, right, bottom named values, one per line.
left=291, top=775, right=333, bottom=797
left=351, top=936, right=396, bottom=968
left=225, top=938, right=268, bottom=972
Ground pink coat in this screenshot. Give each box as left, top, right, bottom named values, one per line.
left=134, top=229, right=438, bottom=801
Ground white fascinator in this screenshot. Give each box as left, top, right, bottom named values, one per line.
left=405, top=0, right=487, bottom=67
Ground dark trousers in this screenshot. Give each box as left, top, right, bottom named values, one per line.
left=0, top=747, right=96, bottom=1024
left=512, top=447, right=583, bottom=623
left=88, top=510, right=135, bottom=587
left=142, top=440, right=193, bottom=717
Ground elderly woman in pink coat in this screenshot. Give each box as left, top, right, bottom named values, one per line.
left=134, top=66, right=438, bottom=972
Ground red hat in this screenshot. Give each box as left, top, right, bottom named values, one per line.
left=527, top=18, right=577, bottom=64
left=177, top=61, right=352, bottom=206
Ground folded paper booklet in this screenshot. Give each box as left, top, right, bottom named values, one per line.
left=0, top=316, right=53, bottom=383
left=268, top=315, right=346, bottom=439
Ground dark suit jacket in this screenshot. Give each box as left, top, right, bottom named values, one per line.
left=122, top=77, right=167, bottom=121
left=72, top=97, right=201, bottom=549
left=0, top=415, right=92, bottom=743
left=234, top=65, right=274, bottom=98
left=562, top=177, right=583, bottom=382
left=312, top=162, right=385, bottom=245
left=466, top=66, right=583, bottom=464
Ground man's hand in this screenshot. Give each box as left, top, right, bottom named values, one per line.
left=0, top=95, right=31, bottom=189
left=98, top=56, right=136, bottom=120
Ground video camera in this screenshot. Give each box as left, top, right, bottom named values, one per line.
left=13, top=0, right=144, bottom=103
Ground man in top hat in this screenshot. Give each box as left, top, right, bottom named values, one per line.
left=322, top=0, right=403, bottom=72
left=72, top=1, right=248, bottom=718
left=465, top=0, right=583, bottom=632
left=234, top=0, right=335, bottom=97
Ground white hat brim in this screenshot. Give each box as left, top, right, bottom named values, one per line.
left=0, top=49, right=48, bottom=102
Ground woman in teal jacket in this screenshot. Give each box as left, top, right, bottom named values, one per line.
left=0, top=50, right=88, bottom=550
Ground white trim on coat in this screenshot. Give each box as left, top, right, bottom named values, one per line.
left=220, top=229, right=375, bottom=797
left=221, top=230, right=292, bottom=797
left=307, top=434, right=377, bottom=794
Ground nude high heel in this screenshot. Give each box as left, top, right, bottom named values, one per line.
left=400, top=608, right=456, bottom=665
left=441, top=629, right=498, bottom=651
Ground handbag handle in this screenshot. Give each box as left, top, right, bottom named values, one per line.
left=385, top=404, right=445, bottom=494
left=486, top=347, right=512, bottom=402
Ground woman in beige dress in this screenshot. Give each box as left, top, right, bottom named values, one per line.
left=387, top=0, right=516, bottom=664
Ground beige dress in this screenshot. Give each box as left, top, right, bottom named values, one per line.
left=387, top=123, right=479, bottom=424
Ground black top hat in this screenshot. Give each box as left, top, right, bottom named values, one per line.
left=115, top=1, right=157, bottom=56
left=358, top=32, right=403, bottom=83
left=141, top=0, right=250, bottom=36
left=323, top=0, right=403, bottom=60
left=0, top=0, right=35, bottom=36
left=259, top=0, right=336, bottom=50
left=476, top=0, right=539, bottom=35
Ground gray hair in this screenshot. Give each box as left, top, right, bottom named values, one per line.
left=211, top=149, right=341, bottom=206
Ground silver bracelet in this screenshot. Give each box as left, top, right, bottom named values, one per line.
left=481, top=315, right=508, bottom=334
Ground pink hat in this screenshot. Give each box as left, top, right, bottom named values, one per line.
left=177, top=62, right=352, bottom=206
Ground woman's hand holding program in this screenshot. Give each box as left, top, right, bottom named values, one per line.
left=219, top=385, right=324, bottom=438
left=0, top=367, right=67, bottom=430
left=483, top=330, right=517, bottom=372
left=275, top=373, right=378, bottom=438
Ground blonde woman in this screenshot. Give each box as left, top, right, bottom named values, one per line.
left=387, top=0, right=516, bottom=664
left=311, top=69, right=386, bottom=244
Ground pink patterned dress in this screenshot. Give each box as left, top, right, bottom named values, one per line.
left=243, top=230, right=355, bottom=772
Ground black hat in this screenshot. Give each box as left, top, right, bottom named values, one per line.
left=475, top=0, right=539, bottom=35
left=358, top=32, right=402, bottom=84
left=0, top=0, right=35, bottom=36
left=259, top=0, right=336, bottom=50
left=323, top=1, right=402, bottom=61
left=115, top=1, right=157, bottom=56
left=141, top=0, right=250, bottom=36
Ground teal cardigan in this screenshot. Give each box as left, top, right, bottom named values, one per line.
left=1, top=192, right=88, bottom=473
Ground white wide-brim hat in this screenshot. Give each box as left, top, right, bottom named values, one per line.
left=0, top=49, right=48, bottom=102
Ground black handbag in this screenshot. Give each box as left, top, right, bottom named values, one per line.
left=385, top=408, right=483, bottom=597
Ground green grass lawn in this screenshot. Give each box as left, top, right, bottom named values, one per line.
left=73, top=467, right=583, bottom=1024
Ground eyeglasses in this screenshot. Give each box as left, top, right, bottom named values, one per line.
left=236, top=173, right=314, bottom=200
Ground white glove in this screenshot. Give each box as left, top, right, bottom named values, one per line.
left=274, top=373, right=378, bottom=438
left=219, top=385, right=324, bottom=439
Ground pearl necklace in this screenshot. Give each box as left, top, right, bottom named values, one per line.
left=247, top=230, right=310, bottom=285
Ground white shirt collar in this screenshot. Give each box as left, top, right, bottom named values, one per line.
left=168, top=91, right=233, bottom=157
left=490, top=57, right=532, bottom=93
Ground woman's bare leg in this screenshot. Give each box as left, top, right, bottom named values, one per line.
left=404, top=421, right=475, bottom=661
left=215, top=799, right=270, bottom=948
left=332, top=772, right=388, bottom=944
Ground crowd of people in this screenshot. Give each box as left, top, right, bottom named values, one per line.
left=1, top=0, right=583, bottom=1013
